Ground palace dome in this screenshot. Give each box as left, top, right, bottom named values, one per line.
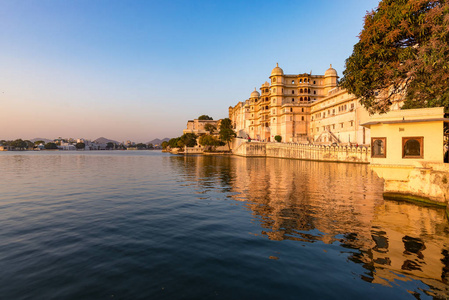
left=325, top=64, right=338, bottom=77
left=271, top=63, right=284, bottom=76
left=250, top=88, right=260, bottom=98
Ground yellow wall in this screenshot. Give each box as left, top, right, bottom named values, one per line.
left=370, top=121, right=444, bottom=166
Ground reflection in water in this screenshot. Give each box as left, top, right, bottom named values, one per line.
left=170, top=155, right=449, bottom=298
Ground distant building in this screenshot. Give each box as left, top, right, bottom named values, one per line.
left=183, top=119, right=220, bottom=136
left=228, top=63, right=403, bottom=144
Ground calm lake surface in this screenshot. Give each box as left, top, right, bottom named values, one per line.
left=0, top=151, right=448, bottom=299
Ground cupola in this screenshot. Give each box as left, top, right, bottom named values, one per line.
left=271, top=63, right=284, bottom=76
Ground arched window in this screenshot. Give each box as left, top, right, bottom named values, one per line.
left=308, top=89, right=311, bottom=93
left=313, top=91, right=316, bottom=94
left=371, top=138, right=386, bottom=158
left=300, top=89, right=303, bottom=93
left=292, top=90, right=295, bottom=94
left=301, top=116, right=304, bottom=121
left=301, top=108, right=304, bottom=112
left=300, top=79, right=302, bottom=83
left=272, top=77, right=276, bottom=82
left=300, top=97, right=303, bottom=101
left=403, top=137, right=423, bottom=158
left=292, top=98, right=294, bottom=102
left=291, top=80, right=295, bottom=84
left=313, top=81, right=316, bottom=84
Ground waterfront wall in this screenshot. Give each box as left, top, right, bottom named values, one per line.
left=232, top=141, right=370, bottom=164
left=375, top=163, right=449, bottom=207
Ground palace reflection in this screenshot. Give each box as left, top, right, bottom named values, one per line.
left=168, top=155, right=449, bottom=297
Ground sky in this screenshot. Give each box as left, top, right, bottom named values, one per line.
left=0, top=0, right=380, bottom=143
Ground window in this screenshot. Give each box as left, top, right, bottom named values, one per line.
left=301, top=116, right=304, bottom=121
left=316, top=127, right=319, bottom=132
left=292, top=98, right=294, bottom=102
left=403, top=137, right=423, bottom=158
left=350, top=120, right=354, bottom=127
left=332, top=124, right=335, bottom=129
left=292, top=80, right=295, bottom=84
left=340, top=123, right=344, bottom=128
left=273, top=88, right=276, bottom=93
left=290, top=108, right=292, bottom=112
left=313, top=91, right=316, bottom=94
left=313, top=81, right=316, bottom=84
left=301, top=108, right=304, bottom=112
left=371, top=137, right=386, bottom=158
left=273, top=78, right=276, bottom=83
left=292, top=90, right=294, bottom=94
left=300, top=79, right=302, bottom=83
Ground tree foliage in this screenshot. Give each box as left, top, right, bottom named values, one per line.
left=340, top=0, right=449, bottom=113
left=106, top=142, right=115, bottom=150
left=274, top=135, right=282, bottom=143
left=199, top=135, right=220, bottom=151
left=161, top=141, right=169, bottom=149
left=180, top=133, right=197, bottom=147
left=168, top=137, right=181, bottom=148
left=11, top=139, right=27, bottom=150
left=204, top=123, right=217, bottom=134
left=219, top=118, right=236, bottom=150
left=136, top=143, right=147, bottom=149
left=198, top=115, right=213, bottom=120
left=45, top=142, right=58, bottom=149
left=75, top=142, right=85, bottom=150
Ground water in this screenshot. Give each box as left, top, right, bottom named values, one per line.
left=0, top=151, right=448, bottom=299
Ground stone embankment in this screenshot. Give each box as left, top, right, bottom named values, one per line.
left=378, top=163, right=449, bottom=212
left=232, top=140, right=370, bottom=164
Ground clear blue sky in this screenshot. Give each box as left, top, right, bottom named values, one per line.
left=0, top=0, right=380, bottom=142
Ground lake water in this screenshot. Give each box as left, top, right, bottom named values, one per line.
left=0, top=151, right=448, bottom=299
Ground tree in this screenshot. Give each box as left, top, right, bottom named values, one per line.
left=75, top=142, right=85, bottom=150
left=219, top=118, right=236, bottom=150
left=11, top=139, right=27, bottom=150
left=106, top=142, right=115, bottom=150
left=24, top=140, right=34, bottom=149
left=199, top=135, right=220, bottom=152
left=34, top=140, right=45, bottom=146
left=147, top=143, right=154, bottom=149
left=180, top=133, right=197, bottom=147
left=274, top=135, right=282, bottom=143
left=204, top=123, right=217, bottom=134
left=45, top=142, right=58, bottom=150
left=340, top=0, right=449, bottom=114
left=136, top=143, right=147, bottom=150
left=198, top=115, right=213, bottom=120
left=168, top=137, right=181, bottom=148
left=161, top=141, right=169, bottom=149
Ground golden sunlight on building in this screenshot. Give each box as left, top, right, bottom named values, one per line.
left=229, top=64, right=402, bottom=145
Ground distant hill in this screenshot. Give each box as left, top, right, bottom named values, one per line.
left=30, top=138, right=53, bottom=143
left=94, top=137, right=120, bottom=144
left=147, top=138, right=170, bottom=145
